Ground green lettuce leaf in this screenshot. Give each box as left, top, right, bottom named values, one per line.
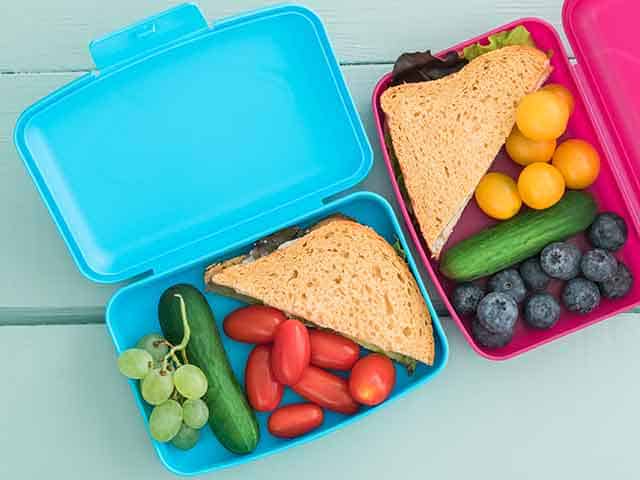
left=462, top=26, right=535, bottom=61
left=392, top=238, right=407, bottom=261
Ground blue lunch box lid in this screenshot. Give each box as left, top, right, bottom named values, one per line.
left=14, top=3, right=373, bottom=283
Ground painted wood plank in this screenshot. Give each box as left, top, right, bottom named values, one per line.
left=0, top=0, right=566, bottom=72
left=0, top=64, right=447, bottom=317
left=1, top=314, right=639, bottom=479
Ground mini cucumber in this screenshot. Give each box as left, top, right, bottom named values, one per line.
left=440, top=191, right=597, bottom=281
left=159, top=284, right=259, bottom=454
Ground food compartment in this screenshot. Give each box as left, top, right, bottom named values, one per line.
left=106, top=192, right=448, bottom=475
left=373, top=18, right=640, bottom=359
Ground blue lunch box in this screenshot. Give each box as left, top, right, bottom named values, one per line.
left=14, top=3, right=448, bottom=475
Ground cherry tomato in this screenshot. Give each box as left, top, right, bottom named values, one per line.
left=551, top=139, right=600, bottom=189
left=271, top=319, right=310, bottom=385
left=517, top=162, right=565, bottom=210
left=245, top=345, right=283, bottom=412
left=267, top=403, right=324, bottom=439
left=309, top=330, right=360, bottom=371
left=349, top=354, right=396, bottom=406
left=474, top=172, right=522, bottom=220
left=505, top=127, right=556, bottom=166
left=542, top=83, right=575, bottom=115
left=291, top=365, right=360, bottom=414
left=516, top=90, right=569, bottom=141
left=223, top=305, right=286, bottom=344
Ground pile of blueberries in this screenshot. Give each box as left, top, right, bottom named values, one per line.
left=453, top=212, right=634, bottom=349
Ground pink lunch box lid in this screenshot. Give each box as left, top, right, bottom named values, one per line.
left=563, top=0, right=640, bottom=232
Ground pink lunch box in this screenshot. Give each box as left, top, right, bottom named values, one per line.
left=372, top=0, right=640, bottom=360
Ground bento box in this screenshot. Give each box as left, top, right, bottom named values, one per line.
left=372, top=0, right=640, bottom=360
left=13, top=3, right=448, bottom=475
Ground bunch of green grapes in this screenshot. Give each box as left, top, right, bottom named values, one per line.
left=117, top=333, right=210, bottom=450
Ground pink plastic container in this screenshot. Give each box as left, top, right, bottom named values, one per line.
left=372, top=0, right=640, bottom=360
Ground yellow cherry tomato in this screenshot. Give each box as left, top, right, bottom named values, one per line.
left=542, top=83, right=575, bottom=115
left=552, top=139, right=601, bottom=189
left=517, top=162, right=566, bottom=210
left=475, top=172, right=522, bottom=220
left=505, top=126, right=556, bottom=166
left=516, top=90, right=570, bottom=141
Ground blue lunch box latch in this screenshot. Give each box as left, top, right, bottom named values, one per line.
left=90, top=3, right=208, bottom=70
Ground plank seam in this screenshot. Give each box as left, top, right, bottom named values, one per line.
left=0, top=307, right=105, bottom=325
left=1, top=305, right=638, bottom=326
left=0, top=69, right=91, bottom=75
left=0, top=57, right=577, bottom=76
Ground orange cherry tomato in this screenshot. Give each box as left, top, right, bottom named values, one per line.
left=271, top=319, right=310, bottom=386
left=517, top=162, right=566, bottom=210
left=542, top=83, right=575, bottom=115
left=348, top=354, right=396, bottom=406
left=291, top=365, right=360, bottom=414
left=268, top=403, right=324, bottom=439
left=505, top=127, right=556, bottom=166
left=474, top=172, right=522, bottom=220
left=516, top=90, right=569, bottom=141
left=309, top=330, right=360, bottom=371
left=245, top=345, right=283, bottom=412
left=223, top=305, right=286, bottom=344
left=551, top=139, right=601, bottom=189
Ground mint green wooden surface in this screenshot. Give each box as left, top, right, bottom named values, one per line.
left=2, top=1, right=639, bottom=478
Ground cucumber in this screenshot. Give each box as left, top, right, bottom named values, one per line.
left=440, top=191, right=597, bottom=281
left=158, top=284, right=259, bottom=454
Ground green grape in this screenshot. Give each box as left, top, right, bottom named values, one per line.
left=170, top=423, right=200, bottom=450
left=182, top=398, right=209, bottom=429
left=117, top=348, right=152, bottom=379
left=141, top=368, right=174, bottom=405
left=174, top=364, right=208, bottom=399
left=149, top=400, right=183, bottom=442
left=136, top=333, right=170, bottom=363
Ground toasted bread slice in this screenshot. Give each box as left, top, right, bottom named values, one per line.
left=381, top=45, right=551, bottom=257
left=205, top=217, right=435, bottom=365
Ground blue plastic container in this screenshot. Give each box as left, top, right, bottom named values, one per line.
left=14, top=3, right=448, bottom=475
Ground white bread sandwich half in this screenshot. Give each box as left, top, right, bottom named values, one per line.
left=381, top=45, right=551, bottom=258
left=205, top=216, right=435, bottom=367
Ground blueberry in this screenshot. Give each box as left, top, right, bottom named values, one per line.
left=562, top=278, right=601, bottom=314
left=471, top=318, right=513, bottom=349
left=524, top=293, right=561, bottom=329
left=599, top=262, right=633, bottom=299
left=452, top=283, right=484, bottom=315
left=519, top=257, right=551, bottom=291
left=476, top=292, right=518, bottom=334
left=588, top=212, right=627, bottom=251
left=540, top=242, right=582, bottom=280
left=580, top=249, right=617, bottom=282
left=487, top=269, right=527, bottom=303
